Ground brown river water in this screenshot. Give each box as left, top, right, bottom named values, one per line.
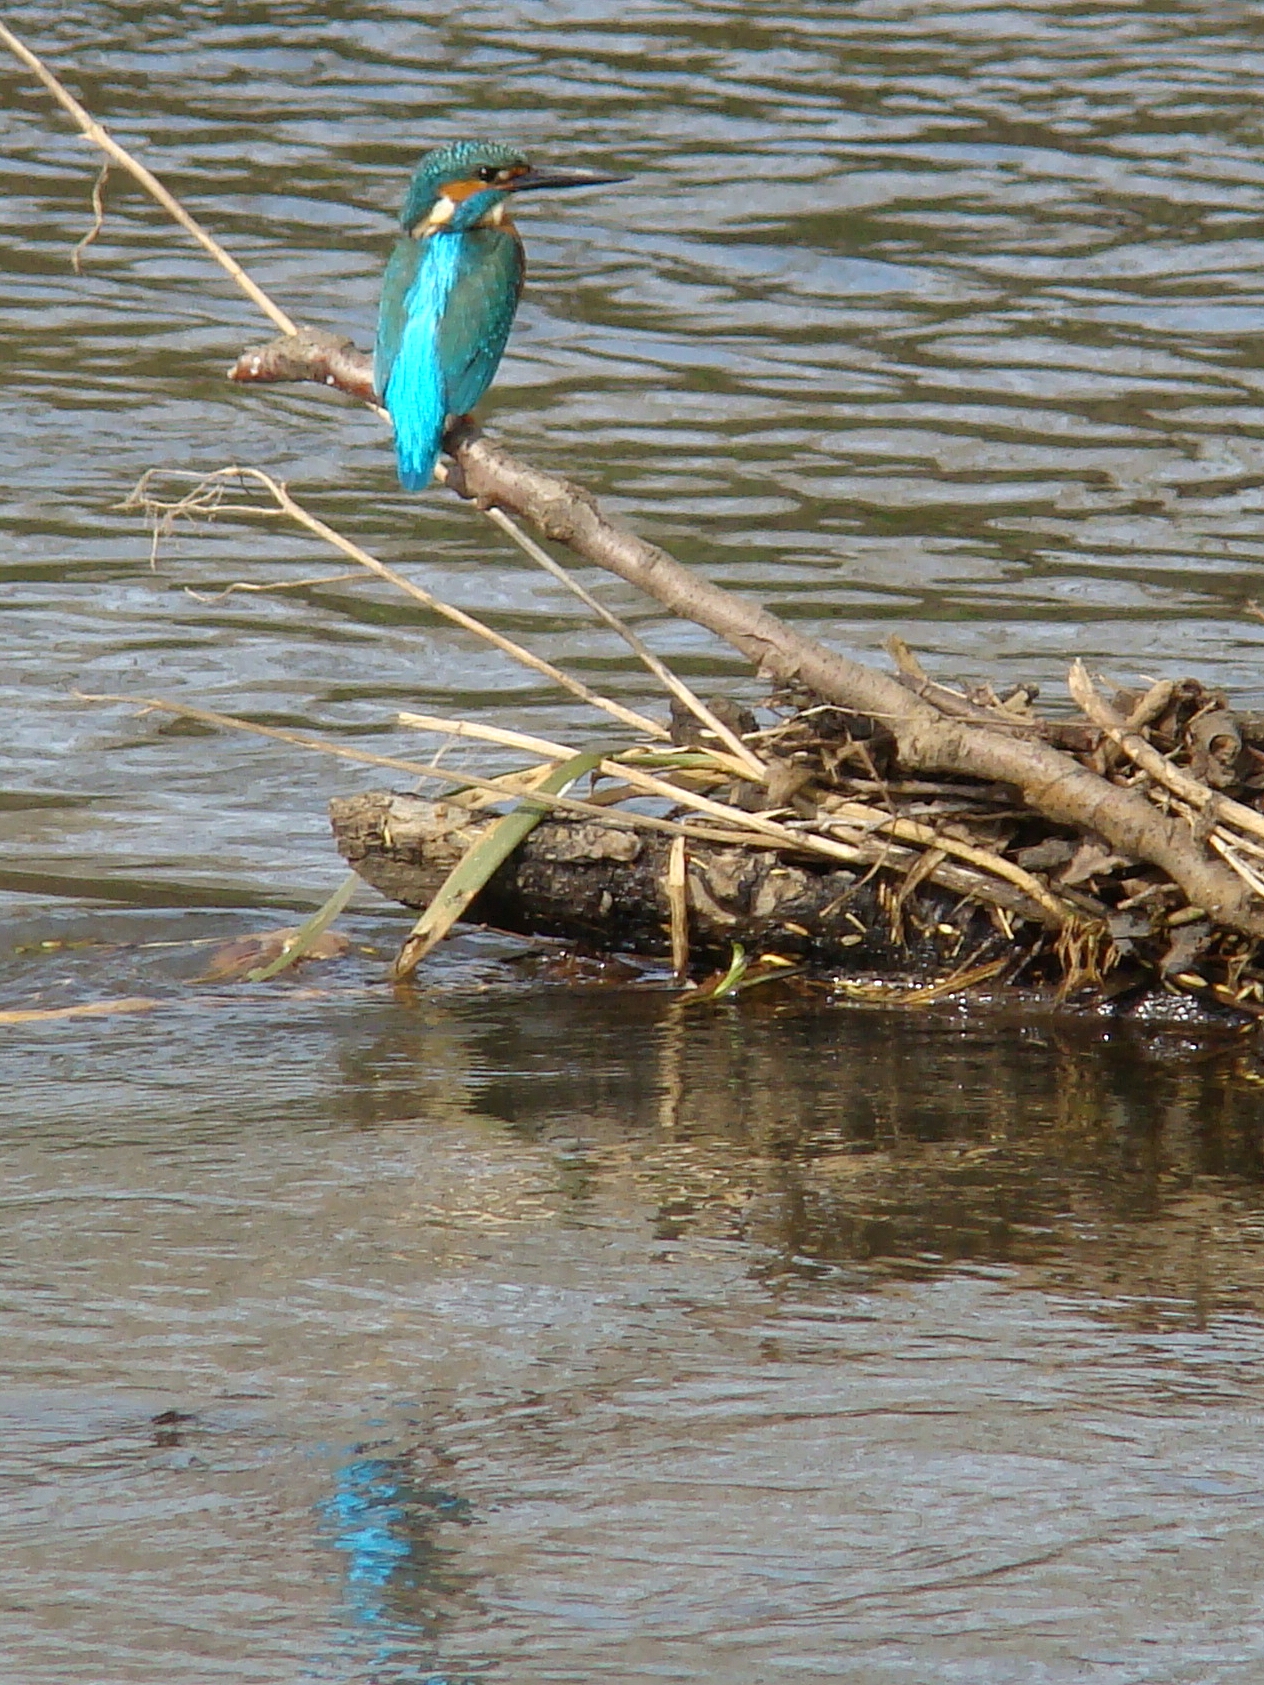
left=5, top=3, right=1264, bottom=1681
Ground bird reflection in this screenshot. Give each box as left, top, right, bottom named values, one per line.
left=317, top=1447, right=476, bottom=1683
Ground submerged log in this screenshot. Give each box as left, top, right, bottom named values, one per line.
left=332, top=784, right=1264, bottom=1016
left=330, top=789, right=1012, bottom=974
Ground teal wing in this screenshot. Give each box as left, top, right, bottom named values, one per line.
left=374, top=236, right=424, bottom=401
left=436, top=227, right=525, bottom=418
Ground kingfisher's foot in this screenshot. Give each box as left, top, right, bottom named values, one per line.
left=443, top=413, right=480, bottom=451
left=440, top=415, right=481, bottom=497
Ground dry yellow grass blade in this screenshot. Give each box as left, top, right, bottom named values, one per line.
left=0, top=996, right=159, bottom=1025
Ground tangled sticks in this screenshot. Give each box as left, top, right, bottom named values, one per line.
left=232, top=329, right=1264, bottom=984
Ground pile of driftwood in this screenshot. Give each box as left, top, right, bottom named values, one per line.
left=230, top=333, right=1264, bottom=1015
left=11, top=20, right=1264, bottom=1014
left=329, top=670, right=1264, bottom=1011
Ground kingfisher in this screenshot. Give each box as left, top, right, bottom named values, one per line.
left=374, top=139, right=624, bottom=490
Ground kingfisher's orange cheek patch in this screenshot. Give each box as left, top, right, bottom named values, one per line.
left=440, top=178, right=485, bottom=203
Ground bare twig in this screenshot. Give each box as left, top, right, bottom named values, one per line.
left=0, top=19, right=298, bottom=335
left=128, top=466, right=669, bottom=742
left=229, top=327, right=380, bottom=407
left=71, top=159, right=108, bottom=274
left=184, top=570, right=362, bottom=603
left=885, top=633, right=1036, bottom=730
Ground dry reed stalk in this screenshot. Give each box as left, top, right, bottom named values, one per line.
left=476, top=503, right=766, bottom=778
left=667, top=835, right=690, bottom=979
left=128, top=467, right=668, bottom=742
left=398, top=711, right=579, bottom=760
left=74, top=689, right=693, bottom=841
left=0, top=21, right=298, bottom=336
left=831, top=954, right=1010, bottom=1007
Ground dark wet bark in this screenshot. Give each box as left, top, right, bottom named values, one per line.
left=332, top=790, right=1025, bottom=974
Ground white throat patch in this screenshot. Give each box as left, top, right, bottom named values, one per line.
left=417, top=195, right=456, bottom=236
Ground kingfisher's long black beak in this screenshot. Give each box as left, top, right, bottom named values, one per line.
left=507, top=165, right=628, bottom=194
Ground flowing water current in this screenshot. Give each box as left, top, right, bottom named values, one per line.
left=5, top=3, right=1264, bottom=1680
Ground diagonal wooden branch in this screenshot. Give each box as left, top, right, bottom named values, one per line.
left=230, top=326, right=374, bottom=399
left=230, top=331, right=1264, bottom=940
left=0, top=20, right=297, bottom=336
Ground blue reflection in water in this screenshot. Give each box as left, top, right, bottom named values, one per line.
left=314, top=1448, right=479, bottom=1684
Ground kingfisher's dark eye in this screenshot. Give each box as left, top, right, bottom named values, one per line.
left=476, top=165, right=499, bottom=183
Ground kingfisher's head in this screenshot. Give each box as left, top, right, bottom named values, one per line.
left=399, top=139, right=625, bottom=236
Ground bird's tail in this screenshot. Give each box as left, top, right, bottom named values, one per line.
left=390, top=412, right=442, bottom=491
left=395, top=449, right=439, bottom=492
left=384, top=348, right=447, bottom=491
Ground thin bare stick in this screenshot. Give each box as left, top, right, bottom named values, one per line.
left=185, top=570, right=362, bottom=603
left=399, top=710, right=577, bottom=760
left=396, top=714, right=779, bottom=856
left=0, top=20, right=298, bottom=336
left=71, top=159, right=108, bottom=274
left=479, top=502, right=766, bottom=779
left=75, top=689, right=698, bottom=843
left=132, top=466, right=669, bottom=741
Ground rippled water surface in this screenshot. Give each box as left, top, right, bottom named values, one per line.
left=7, top=3, right=1264, bottom=1680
